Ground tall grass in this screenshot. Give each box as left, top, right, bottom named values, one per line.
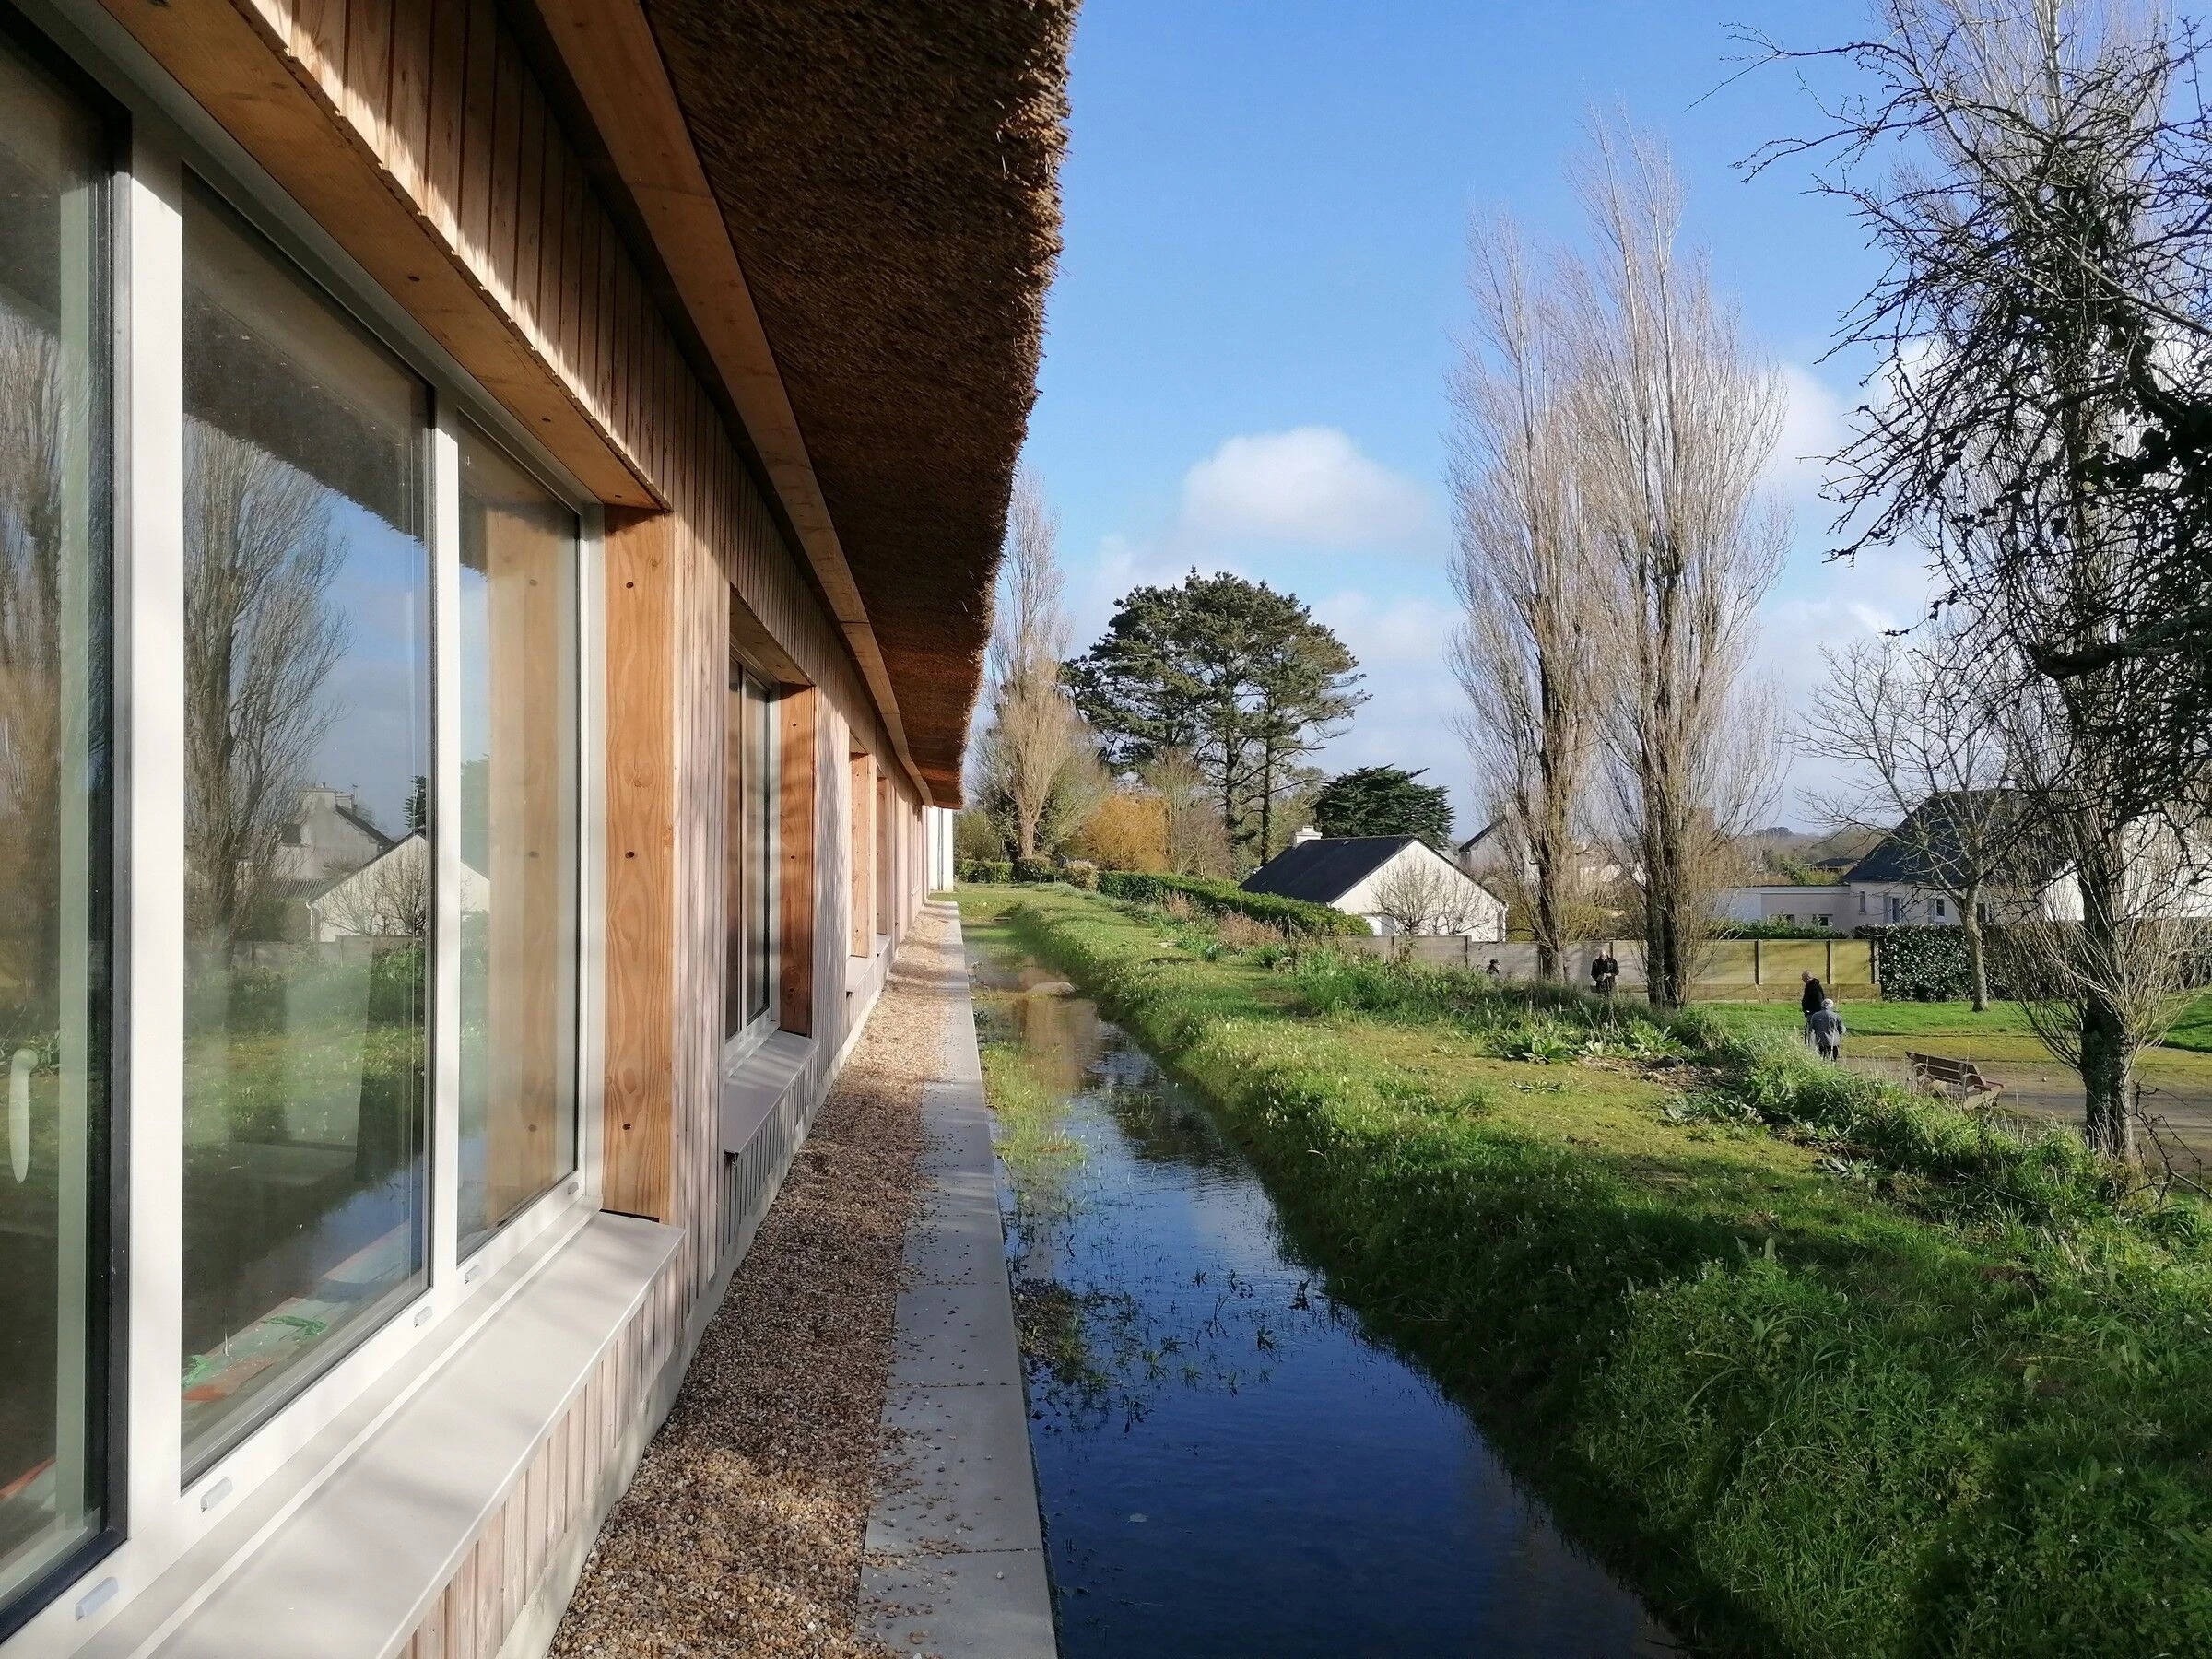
left=971, top=890, right=2212, bottom=1658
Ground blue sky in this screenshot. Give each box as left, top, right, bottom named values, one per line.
left=1021, top=0, right=1940, bottom=835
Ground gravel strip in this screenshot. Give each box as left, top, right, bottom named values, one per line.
left=549, top=914, right=948, bottom=1658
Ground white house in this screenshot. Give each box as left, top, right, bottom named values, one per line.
left=1244, top=830, right=1507, bottom=939
left=305, top=833, right=493, bottom=942
left=1841, top=792, right=2212, bottom=925
left=1456, top=819, right=1622, bottom=889
left=270, top=783, right=401, bottom=888
left=1712, top=884, right=1848, bottom=931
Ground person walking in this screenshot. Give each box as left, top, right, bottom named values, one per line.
left=1799, top=969, right=1827, bottom=1044
left=1484, top=959, right=1502, bottom=980
left=1807, top=997, right=1846, bottom=1063
left=1591, top=948, right=1619, bottom=998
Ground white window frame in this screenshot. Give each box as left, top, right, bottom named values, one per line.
left=724, top=657, right=781, bottom=1070
left=4, top=2, right=609, bottom=1647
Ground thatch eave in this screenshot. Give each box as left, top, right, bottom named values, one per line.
left=639, top=0, right=1075, bottom=805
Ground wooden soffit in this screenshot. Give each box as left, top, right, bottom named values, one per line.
left=99, top=0, right=658, bottom=509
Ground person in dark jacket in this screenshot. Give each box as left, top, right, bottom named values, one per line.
left=1592, top=950, right=1620, bottom=997
left=1799, top=970, right=1827, bottom=1043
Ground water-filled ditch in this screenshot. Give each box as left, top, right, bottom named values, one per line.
left=967, top=936, right=1675, bottom=1657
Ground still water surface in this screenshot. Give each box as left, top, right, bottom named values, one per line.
left=968, top=941, right=1677, bottom=1658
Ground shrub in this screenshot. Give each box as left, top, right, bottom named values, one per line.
left=956, top=859, right=1014, bottom=885
left=1855, top=924, right=2011, bottom=1001
left=1094, top=870, right=1370, bottom=937
left=1712, top=918, right=1843, bottom=939
left=1061, top=858, right=1100, bottom=890
left=1212, top=912, right=1282, bottom=950
left=1010, top=855, right=1059, bottom=884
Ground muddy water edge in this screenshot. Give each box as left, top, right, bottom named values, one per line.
left=964, top=927, right=1677, bottom=1657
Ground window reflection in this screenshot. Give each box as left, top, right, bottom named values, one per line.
left=180, top=183, right=430, bottom=1470
left=456, top=423, right=578, bottom=1254
left=0, top=26, right=111, bottom=1614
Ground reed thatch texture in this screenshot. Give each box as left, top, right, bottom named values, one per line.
left=642, top=0, right=1076, bottom=801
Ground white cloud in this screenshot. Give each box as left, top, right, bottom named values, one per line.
left=1764, top=361, right=1853, bottom=517
left=1756, top=536, right=1941, bottom=820
left=1305, top=589, right=1479, bottom=827
left=1174, top=427, right=1437, bottom=551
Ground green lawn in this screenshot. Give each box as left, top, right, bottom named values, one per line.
left=1700, top=994, right=2212, bottom=1052
left=960, top=885, right=2212, bottom=1659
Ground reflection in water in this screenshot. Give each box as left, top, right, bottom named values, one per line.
left=971, top=943, right=1676, bottom=1658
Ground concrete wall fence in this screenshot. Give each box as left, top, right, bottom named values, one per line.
left=1335, top=936, right=1879, bottom=1000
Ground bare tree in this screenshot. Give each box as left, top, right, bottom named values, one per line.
left=1142, top=746, right=1230, bottom=877
left=976, top=468, right=1095, bottom=860
left=1368, top=856, right=1491, bottom=937
left=1801, top=621, right=2028, bottom=1008
left=2006, top=790, right=2211, bottom=1163
left=1449, top=220, right=1600, bottom=982
left=183, top=426, right=346, bottom=953
left=1751, top=0, right=2212, bottom=817
left=0, top=315, right=90, bottom=1020
left=1566, top=130, right=1786, bottom=1011
left=1759, top=0, right=2212, bottom=1152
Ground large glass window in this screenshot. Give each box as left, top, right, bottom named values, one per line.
left=180, top=182, right=431, bottom=1472
left=456, top=422, right=578, bottom=1254
left=0, top=24, right=112, bottom=1619
left=724, top=648, right=773, bottom=1040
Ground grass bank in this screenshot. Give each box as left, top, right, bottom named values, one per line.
left=960, top=885, right=2212, bottom=1659
left=1700, top=995, right=2212, bottom=1054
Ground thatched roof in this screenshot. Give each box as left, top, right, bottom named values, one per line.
left=641, top=0, right=1075, bottom=800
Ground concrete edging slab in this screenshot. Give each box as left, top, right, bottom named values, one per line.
left=861, top=903, right=1056, bottom=1658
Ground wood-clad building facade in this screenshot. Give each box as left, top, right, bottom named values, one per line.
left=0, top=0, right=1067, bottom=1653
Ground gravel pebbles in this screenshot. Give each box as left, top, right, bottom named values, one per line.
left=548, top=915, right=949, bottom=1658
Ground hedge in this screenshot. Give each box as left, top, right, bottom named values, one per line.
left=1093, top=869, right=1371, bottom=937
left=1854, top=924, right=2011, bottom=1001
left=1712, top=919, right=1844, bottom=939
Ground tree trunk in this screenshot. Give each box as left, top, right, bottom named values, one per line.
left=1258, top=736, right=1275, bottom=863
left=1533, top=841, right=1562, bottom=982
left=1643, top=825, right=1685, bottom=1013
left=2079, top=993, right=2136, bottom=1160
left=1960, top=883, right=1990, bottom=1013
left=2077, top=849, right=2137, bottom=1161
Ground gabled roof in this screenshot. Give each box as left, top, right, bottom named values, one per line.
left=1241, top=836, right=1430, bottom=906
left=1456, top=821, right=1500, bottom=855
left=1845, top=791, right=2046, bottom=888
left=333, top=804, right=397, bottom=857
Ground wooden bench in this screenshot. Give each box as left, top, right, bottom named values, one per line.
left=1907, top=1051, right=2004, bottom=1105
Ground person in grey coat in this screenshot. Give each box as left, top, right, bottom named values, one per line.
left=1807, top=997, right=1846, bottom=1063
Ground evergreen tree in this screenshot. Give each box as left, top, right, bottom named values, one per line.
left=1312, top=766, right=1454, bottom=848
left=1066, top=571, right=1364, bottom=866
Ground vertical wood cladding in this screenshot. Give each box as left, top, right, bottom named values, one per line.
left=402, top=1248, right=688, bottom=1656
left=110, top=3, right=936, bottom=1649
left=130, top=0, right=895, bottom=763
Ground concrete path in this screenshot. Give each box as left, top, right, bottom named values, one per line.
left=862, top=904, right=1056, bottom=1657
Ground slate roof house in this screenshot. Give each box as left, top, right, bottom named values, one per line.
left=1246, top=832, right=1507, bottom=939
left=1841, top=792, right=2212, bottom=926
left=0, top=1, right=1069, bottom=1653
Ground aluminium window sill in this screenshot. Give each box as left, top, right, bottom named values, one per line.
left=84, top=1211, right=681, bottom=1659
left=722, top=1029, right=816, bottom=1157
